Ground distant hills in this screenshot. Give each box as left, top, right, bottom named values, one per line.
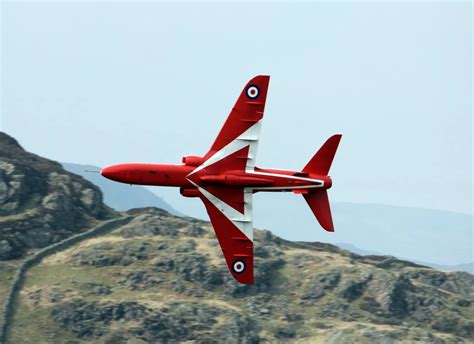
left=62, top=163, right=182, bottom=216
left=331, top=202, right=473, bottom=267
left=254, top=199, right=473, bottom=270
left=337, top=243, right=474, bottom=274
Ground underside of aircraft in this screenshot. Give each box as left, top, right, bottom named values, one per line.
left=101, top=76, right=342, bottom=284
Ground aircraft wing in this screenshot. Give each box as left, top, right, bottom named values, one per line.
left=202, top=75, right=270, bottom=169
left=198, top=187, right=254, bottom=284
left=186, top=75, right=270, bottom=284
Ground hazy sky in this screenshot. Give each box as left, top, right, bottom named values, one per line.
left=1, top=2, right=472, bottom=220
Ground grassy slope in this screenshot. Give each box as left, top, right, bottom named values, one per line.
left=0, top=269, right=15, bottom=304
left=5, top=214, right=472, bottom=343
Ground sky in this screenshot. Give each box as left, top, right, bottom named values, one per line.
left=1, top=2, right=472, bottom=223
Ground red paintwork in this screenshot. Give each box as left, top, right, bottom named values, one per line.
left=200, top=175, right=273, bottom=185
left=200, top=196, right=254, bottom=284
left=180, top=187, right=200, bottom=198
left=101, top=164, right=194, bottom=187
left=303, top=135, right=342, bottom=175
left=182, top=156, right=205, bottom=166
left=304, top=190, right=334, bottom=232
left=101, top=75, right=342, bottom=284
left=203, top=76, right=270, bottom=160
left=101, top=164, right=330, bottom=192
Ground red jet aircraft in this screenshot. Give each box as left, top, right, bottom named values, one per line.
left=101, top=75, right=341, bottom=284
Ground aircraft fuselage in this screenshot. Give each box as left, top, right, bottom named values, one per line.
left=101, top=163, right=331, bottom=193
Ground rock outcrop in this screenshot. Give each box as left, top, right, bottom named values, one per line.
left=0, top=132, right=115, bottom=259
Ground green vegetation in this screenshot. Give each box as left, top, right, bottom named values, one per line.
left=3, top=209, right=472, bottom=343
left=0, top=268, right=15, bottom=304
left=8, top=298, right=79, bottom=344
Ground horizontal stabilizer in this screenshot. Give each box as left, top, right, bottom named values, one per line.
left=303, top=190, right=334, bottom=232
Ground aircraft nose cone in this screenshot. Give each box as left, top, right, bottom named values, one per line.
left=101, top=164, right=131, bottom=183
left=100, top=166, right=116, bottom=180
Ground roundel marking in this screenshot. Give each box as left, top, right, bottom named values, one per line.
left=232, top=259, right=246, bottom=274
left=246, top=85, right=260, bottom=99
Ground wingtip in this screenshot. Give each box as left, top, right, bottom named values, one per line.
left=235, top=276, right=254, bottom=284
left=228, top=259, right=254, bottom=284
left=323, top=224, right=335, bottom=232
left=249, top=75, right=270, bottom=83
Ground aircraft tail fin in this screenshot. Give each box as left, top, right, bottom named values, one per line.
left=301, top=134, right=341, bottom=232
left=303, top=190, right=334, bottom=232
left=302, top=134, right=342, bottom=175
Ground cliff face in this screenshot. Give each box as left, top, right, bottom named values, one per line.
left=0, top=133, right=473, bottom=343
left=0, top=132, right=115, bottom=259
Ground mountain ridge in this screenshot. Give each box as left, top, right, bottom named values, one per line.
left=337, top=243, right=474, bottom=274
left=252, top=200, right=472, bottom=267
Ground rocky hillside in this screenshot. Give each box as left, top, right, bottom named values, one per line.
left=0, top=132, right=116, bottom=260
left=2, top=207, right=472, bottom=343
left=0, top=132, right=473, bottom=343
